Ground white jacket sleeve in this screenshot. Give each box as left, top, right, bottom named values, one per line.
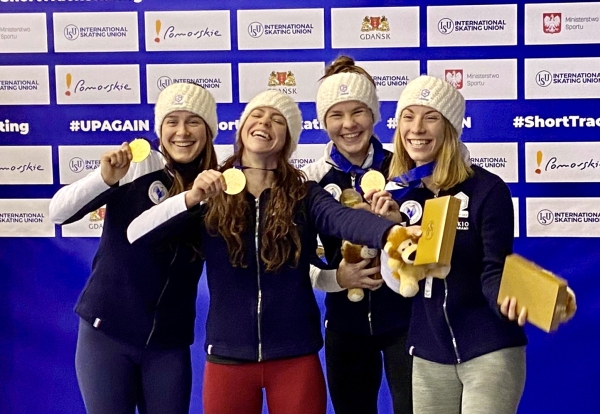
left=310, top=265, right=344, bottom=293
left=48, top=169, right=111, bottom=224
left=127, top=191, right=191, bottom=243
left=380, top=249, right=401, bottom=294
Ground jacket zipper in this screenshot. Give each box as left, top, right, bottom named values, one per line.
left=255, top=198, right=263, bottom=361
left=367, top=290, right=374, bottom=335
left=146, top=278, right=170, bottom=347
left=351, top=173, right=356, bottom=190
left=442, top=278, right=461, bottom=363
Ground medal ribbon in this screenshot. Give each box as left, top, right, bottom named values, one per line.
left=388, top=161, right=436, bottom=200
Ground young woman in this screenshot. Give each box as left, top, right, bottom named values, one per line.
left=371, top=75, right=574, bottom=414
left=302, top=56, right=412, bottom=414
left=127, top=90, right=408, bottom=414
left=49, top=82, right=218, bottom=414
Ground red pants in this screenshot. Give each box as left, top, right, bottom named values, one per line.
left=203, top=353, right=326, bottom=414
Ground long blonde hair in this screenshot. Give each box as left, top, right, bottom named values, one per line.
left=388, top=115, right=472, bottom=191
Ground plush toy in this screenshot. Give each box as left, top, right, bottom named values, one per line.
left=383, top=225, right=450, bottom=298
left=339, top=188, right=381, bottom=302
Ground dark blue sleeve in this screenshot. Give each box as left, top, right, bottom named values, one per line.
left=306, top=181, right=395, bottom=249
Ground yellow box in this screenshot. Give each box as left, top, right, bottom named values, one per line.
left=497, top=254, right=568, bottom=333
left=414, top=195, right=461, bottom=266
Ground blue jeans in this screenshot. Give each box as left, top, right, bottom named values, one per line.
left=75, top=318, right=192, bottom=414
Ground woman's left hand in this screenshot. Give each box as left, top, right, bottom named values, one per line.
left=500, top=296, right=528, bottom=326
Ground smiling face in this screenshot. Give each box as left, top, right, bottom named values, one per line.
left=325, top=100, right=374, bottom=165
left=399, top=105, right=445, bottom=166
left=239, top=107, right=288, bottom=160
left=160, top=110, right=208, bottom=164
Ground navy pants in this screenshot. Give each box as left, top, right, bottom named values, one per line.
left=325, top=328, right=413, bottom=414
left=75, top=318, right=192, bottom=414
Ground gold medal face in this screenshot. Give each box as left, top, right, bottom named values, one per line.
left=129, top=138, right=151, bottom=163
left=222, top=168, right=246, bottom=195
left=360, top=170, right=386, bottom=193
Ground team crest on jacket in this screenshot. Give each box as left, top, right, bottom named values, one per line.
left=148, top=181, right=168, bottom=204
left=324, top=183, right=342, bottom=201
left=400, top=200, right=422, bottom=225
left=454, top=192, right=469, bottom=218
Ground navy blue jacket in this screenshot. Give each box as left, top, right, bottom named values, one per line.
left=49, top=152, right=203, bottom=349
left=389, top=165, right=527, bottom=364
left=132, top=181, right=396, bottom=361
left=302, top=141, right=412, bottom=336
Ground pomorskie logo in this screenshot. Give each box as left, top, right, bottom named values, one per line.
left=63, top=72, right=132, bottom=97
left=247, top=21, right=314, bottom=38
left=445, top=69, right=463, bottom=89
left=152, top=19, right=221, bottom=43
left=533, top=150, right=600, bottom=175
left=535, top=70, right=600, bottom=87
left=360, top=15, right=390, bottom=40
left=438, top=18, right=507, bottom=34
left=543, top=13, right=561, bottom=34
left=267, top=70, right=297, bottom=95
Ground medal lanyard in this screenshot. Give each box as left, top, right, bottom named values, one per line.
left=329, top=137, right=386, bottom=193
left=388, top=161, right=436, bottom=200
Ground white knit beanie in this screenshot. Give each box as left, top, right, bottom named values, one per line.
left=395, top=75, right=465, bottom=137
left=238, top=90, right=303, bottom=157
left=154, top=82, right=218, bottom=140
left=317, top=71, right=380, bottom=126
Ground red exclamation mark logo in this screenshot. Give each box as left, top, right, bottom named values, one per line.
left=535, top=150, right=542, bottom=174
left=65, top=73, right=72, bottom=96
left=155, top=20, right=161, bottom=43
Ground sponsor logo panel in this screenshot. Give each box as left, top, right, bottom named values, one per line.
left=525, top=142, right=600, bottom=183
left=53, top=12, right=138, bottom=52
left=0, top=199, right=54, bottom=238
left=525, top=2, right=600, bottom=45
left=146, top=64, right=232, bottom=104
left=289, top=144, right=325, bottom=170
left=0, top=13, right=47, bottom=53
left=427, top=59, right=517, bottom=100
left=238, top=61, right=324, bottom=103
left=58, top=145, right=114, bottom=184
left=331, top=7, right=419, bottom=49
left=0, top=65, right=49, bottom=105
left=465, top=142, right=518, bottom=183
left=144, top=11, right=231, bottom=51
left=237, top=8, right=324, bottom=50
left=62, top=205, right=106, bottom=238
left=355, top=60, right=420, bottom=101
left=427, top=4, right=517, bottom=46
left=55, top=65, right=140, bottom=105
left=0, top=146, right=52, bottom=185
left=527, top=198, right=600, bottom=237
left=525, top=57, right=600, bottom=99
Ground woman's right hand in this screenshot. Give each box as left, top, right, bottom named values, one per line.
left=100, top=142, right=132, bottom=186
left=184, top=169, right=225, bottom=208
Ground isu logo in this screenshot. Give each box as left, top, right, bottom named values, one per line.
left=445, top=70, right=463, bottom=89
left=268, top=71, right=296, bottom=86
left=543, top=13, right=561, bottom=34
left=361, top=16, right=390, bottom=32
left=90, top=207, right=106, bottom=222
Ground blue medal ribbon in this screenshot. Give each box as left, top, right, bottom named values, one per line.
left=329, top=137, right=387, bottom=193
left=388, top=161, right=436, bottom=200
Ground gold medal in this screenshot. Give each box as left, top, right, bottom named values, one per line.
left=360, top=170, right=386, bottom=193
left=129, top=138, right=151, bottom=163
left=222, top=168, right=246, bottom=195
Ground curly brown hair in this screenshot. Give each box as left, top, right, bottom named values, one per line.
left=204, top=131, right=308, bottom=273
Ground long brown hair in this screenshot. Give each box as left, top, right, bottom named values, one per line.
left=320, top=55, right=376, bottom=86
left=389, top=115, right=472, bottom=191
left=204, top=130, right=308, bottom=273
